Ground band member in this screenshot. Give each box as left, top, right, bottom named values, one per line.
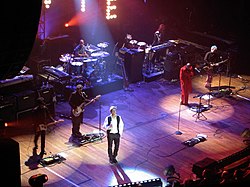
left=152, top=23, right=167, bottom=64
left=152, top=23, right=167, bottom=46
left=33, top=97, right=55, bottom=157
left=121, top=34, right=133, bottom=48
left=180, top=63, right=194, bottom=106
left=203, top=45, right=221, bottom=89
left=69, top=84, right=92, bottom=144
left=103, top=106, right=124, bottom=164
left=73, top=39, right=89, bottom=57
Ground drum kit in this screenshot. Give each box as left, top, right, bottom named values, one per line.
left=59, top=42, right=110, bottom=82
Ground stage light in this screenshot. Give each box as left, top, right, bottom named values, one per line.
left=106, top=0, right=117, bottom=20
left=81, top=0, right=86, bottom=12
left=44, top=0, right=52, bottom=9
left=65, top=23, right=69, bottom=28
left=28, top=174, right=48, bottom=187
left=109, top=178, right=162, bottom=187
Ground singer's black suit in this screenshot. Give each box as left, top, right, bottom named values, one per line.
left=69, top=90, right=88, bottom=139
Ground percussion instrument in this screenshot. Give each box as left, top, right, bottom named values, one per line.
left=97, top=42, right=109, bottom=49
left=70, top=62, right=83, bottom=75
left=137, top=41, right=147, bottom=50
left=91, top=51, right=110, bottom=58
left=128, top=40, right=137, bottom=48
left=59, top=53, right=72, bottom=62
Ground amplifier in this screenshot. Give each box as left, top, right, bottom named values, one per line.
left=123, top=49, right=145, bottom=83
left=13, top=90, right=36, bottom=112
left=0, top=96, right=16, bottom=122
left=37, top=85, right=55, bottom=104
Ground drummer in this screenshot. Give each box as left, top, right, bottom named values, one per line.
left=73, top=39, right=89, bottom=58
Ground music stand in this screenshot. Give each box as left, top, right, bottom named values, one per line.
left=192, top=95, right=207, bottom=122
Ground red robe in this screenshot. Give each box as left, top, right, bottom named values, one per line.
left=180, top=65, right=194, bottom=105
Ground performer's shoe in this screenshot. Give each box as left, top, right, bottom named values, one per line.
left=113, top=158, right=118, bottom=164
left=109, top=158, right=114, bottom=164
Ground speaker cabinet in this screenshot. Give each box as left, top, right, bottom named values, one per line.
left=0, top=96, right=16, bottom=122
left=123, top=49, right=145, bottom=83
left=37, top=85, right=55, bottom=104
left=0, top=138, right=21, bottom=187
left=13, top=90, right=36, bottom=112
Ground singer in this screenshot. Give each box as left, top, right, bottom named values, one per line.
left=68, top=84, right=92, bottom=144
left=179, top=63, right=194, bottom=106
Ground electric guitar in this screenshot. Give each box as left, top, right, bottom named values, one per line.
left=72, top=95, right=101, bottom=117
left=38, top=119, right=64, bottom=132
left=202, top=59, right=228, bottom=72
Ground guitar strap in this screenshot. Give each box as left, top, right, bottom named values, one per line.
left=108, top=116, right=120, bottom=134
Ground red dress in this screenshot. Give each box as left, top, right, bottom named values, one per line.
left=179, top=65, right=194, bottom=105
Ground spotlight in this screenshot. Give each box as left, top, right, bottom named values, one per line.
left=28, top=174, right=48, bottom=187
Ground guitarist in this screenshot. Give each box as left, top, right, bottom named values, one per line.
left=69, top=84, right=93, bottom=143
left=203, top=45, right=221, bottom=89
left=33, top=97, right=56, bottom=157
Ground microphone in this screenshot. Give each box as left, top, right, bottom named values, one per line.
left=194, top=67, right=201, bottom=73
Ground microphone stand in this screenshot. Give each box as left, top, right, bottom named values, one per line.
left=175, top=101, right=183, bottom=135
left=98, top=101, right=104, bottom=141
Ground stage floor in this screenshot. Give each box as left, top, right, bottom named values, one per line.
left=1, top=73, right=250, bottom=187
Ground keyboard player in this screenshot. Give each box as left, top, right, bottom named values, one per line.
left=151, top=23, right=168, bottom=64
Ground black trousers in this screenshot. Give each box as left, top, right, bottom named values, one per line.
left=107, top=131, right=120, bottom=160
left=34, top=130, right=45, bottom=152
left=71, top=113, right=83, bottom=138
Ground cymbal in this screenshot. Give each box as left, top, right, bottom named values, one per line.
left=97, top=42, right=109, bottom=48
left=129, top=40, right=137, bottom=45
left=137, top=41, right=146, bottom=46
left=91, top=51, right=110, bottom=58
left=59, top=53, right=72, bottom=62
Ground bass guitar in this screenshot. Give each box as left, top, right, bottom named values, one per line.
left=72, top=95, right=101, bottom=117
left=202, top=59, right=228, bottom=72
left=38, top=119, right=64, bottom=132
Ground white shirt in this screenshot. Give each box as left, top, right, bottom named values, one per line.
left=103, top=114, right=124, bottom=136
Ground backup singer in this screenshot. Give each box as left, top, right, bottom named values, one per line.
left=103, top=106, right=124, bottom=164
left=69, top=84, right=92, bottom=144
left=180, top=63, right=194, bottom=106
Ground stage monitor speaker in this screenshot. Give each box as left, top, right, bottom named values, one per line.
left=0, top=137, right=21, bottom=187
left=124, top=49, right=145, bottom=83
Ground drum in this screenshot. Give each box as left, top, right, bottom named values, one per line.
left=128, top=40, right=137, bottom=49
left=70, top=62, right=83, bottom=75
left=137, top=41, right=147, bottom=50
